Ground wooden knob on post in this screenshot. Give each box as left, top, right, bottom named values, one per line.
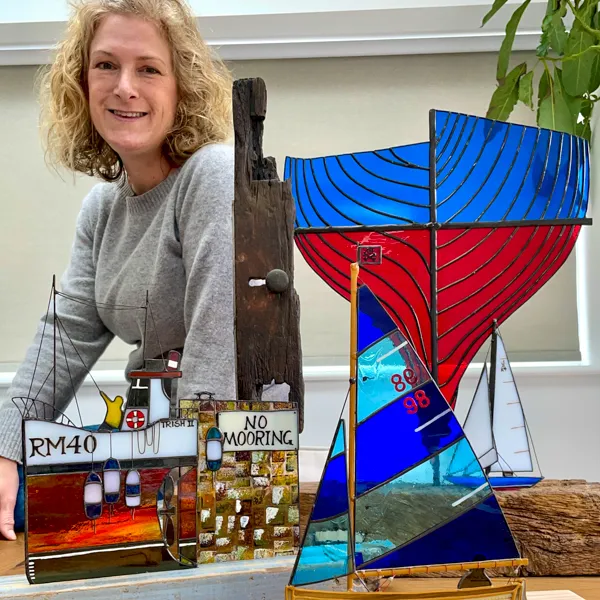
left=266, top=269, right=289, bottom=293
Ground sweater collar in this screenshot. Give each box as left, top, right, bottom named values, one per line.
left=121, top=168, right=180, bottom=215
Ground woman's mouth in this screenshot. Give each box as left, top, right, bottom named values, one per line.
left=108, top=109, right=148, bottom=120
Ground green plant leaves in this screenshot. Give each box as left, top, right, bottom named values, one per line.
left=537, top=68, right=576, bottom=133
left=482, top=0, right=512, bottom=26
left=519, top=70, right=535, bottom=108
left=487, top=63, right=527, bottom=121
left=497, top=0, right=532, bottom=80
left=562, top=19, right=596, bottom=96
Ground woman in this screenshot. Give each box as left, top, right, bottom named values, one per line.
left=0, top=0, right=236, bottom=541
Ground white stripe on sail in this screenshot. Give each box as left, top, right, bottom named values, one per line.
left=491, top=334, right=533, bottom=472
left=376, top=341, right=408, bottom=362
left=451, top=483, right=489, bottom=507
left=414, top=408, right=451, bottom=432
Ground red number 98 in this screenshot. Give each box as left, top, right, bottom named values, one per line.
left=403, top=396, right=418, bottom=414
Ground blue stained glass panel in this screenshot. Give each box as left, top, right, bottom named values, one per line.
left=357, top=285, right=402, bottom=352
left=312, top=454, right=349, bottom=522
left=355, top=438, right=491, bottom=566
left=284, top=142, right=430, bottom=229
left=357, top=334, right=430, bottom=423
left=291, top=513, right=352, bottom=586
left=331, top=422, right=345, bottom=459
left=435, top=111, right=589, bottom=224
left=358, top=495, right=519, bottom=571
left=355, top=381, right=462, bottom=496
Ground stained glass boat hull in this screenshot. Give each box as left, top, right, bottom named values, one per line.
left=286, top=110, right=590, bottom=407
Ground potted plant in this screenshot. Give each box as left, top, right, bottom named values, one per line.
left=483, top=0, right=600, bottom=140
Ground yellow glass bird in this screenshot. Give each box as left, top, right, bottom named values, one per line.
left=100, top=390, right=125, bottom=430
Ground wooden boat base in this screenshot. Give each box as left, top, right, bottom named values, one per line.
left=285, top=581, right=525, bottom=600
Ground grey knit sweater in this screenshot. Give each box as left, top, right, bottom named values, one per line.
left=0, top=143, right=237, bottom=463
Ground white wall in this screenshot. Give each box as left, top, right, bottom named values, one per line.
left=1, top=41, right=599, bottom=484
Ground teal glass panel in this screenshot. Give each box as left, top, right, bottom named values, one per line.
left=291, top=513, right=351, bottom=586
left=357, top=334, right=430, bottom=423
left=331, top=423, right=345, bottom=459
left=355, top=437, right=491, bottom=566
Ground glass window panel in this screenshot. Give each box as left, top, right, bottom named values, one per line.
left=355, top=438, right=490, bottom=566
left=291, top=514, right=351, bottom=586
left=355, top=380, right=462, bottom=495
left=359, top=495, right=519, bottom=571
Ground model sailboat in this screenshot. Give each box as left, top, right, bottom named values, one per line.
left=449, top=322, right=542, bottom=491
left=286, top=264, right=527, bottom=599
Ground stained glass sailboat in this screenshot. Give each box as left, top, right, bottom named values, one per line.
left=448, top=322, right=542, bottom=491
left=286, top=263, right=528, bottom=599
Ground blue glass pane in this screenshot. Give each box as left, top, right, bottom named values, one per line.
left=435, top=111, right=589, bottom=224
left=285, top=142, right=430, bottom=228
left=291, top=514, right=351, bottom=586
left=312, top=454, right=349, bottom=521
left=357, top=285, right=401, bottom=352
left=331, top=422, right=346, bottom=459
left=358, top=495, right=519, bottom=570
left=355, top=438, right=490, bottom=566
left=356, top=381, right=462, bottom=496
left=358, top=334, right=430, bottom=423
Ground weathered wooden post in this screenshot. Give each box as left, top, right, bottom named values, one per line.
left=233, top=77, right=304, bottom=432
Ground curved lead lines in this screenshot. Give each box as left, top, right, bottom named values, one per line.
left=442, top=226, right=576, bottom=386
left=319, top=158, right=415, bottom=224
left=438, top=226, right=573, bottom=366
left=436, top=119, right=510, bottom=213
left=445, top=124, right=526, bottom=223
left=438, top=228, right=520, bottom=294
left=348, top=154, right=429, bottom=194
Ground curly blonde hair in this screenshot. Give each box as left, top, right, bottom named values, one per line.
left=39, top=0, right=233, bottom=181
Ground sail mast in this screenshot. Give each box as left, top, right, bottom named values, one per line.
left=486, top=320, right=498, bottom=475
left=347, top=262, right=359, bottom=591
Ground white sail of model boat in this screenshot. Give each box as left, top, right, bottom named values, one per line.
left=461, top=322, right=542, bottom=490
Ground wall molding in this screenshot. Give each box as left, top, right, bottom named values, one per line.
left=0, top=3, right=547, bottom=66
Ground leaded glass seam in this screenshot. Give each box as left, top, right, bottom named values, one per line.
left=356, top=489, right=494, bottom=569
left=356, top=377, right=436, bottom=426
left=355, top=435, right=466, bottom=499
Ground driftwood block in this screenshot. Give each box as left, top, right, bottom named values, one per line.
left=233, top=77, right=304, bottom=430
left=300, top=480, right=600, bottom=576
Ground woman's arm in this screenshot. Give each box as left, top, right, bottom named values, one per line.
left=175, top=143, right=237, bottom=402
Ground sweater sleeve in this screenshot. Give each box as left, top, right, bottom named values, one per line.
left=175, top=143, right=237, bottom=402
left=0, top=185, right=116, bottom=463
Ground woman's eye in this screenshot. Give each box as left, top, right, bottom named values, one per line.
left=142, top=66, right=160, bottom=74
left=96, top=62, right=114, bottom=70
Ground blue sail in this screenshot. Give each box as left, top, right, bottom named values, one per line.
left=286, top=109, right=589, bottom=228
left=354, top=285, right=520, bottom=570
left=290, top=420, right=352, bottom=587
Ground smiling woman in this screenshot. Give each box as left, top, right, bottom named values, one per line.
left=0, top=0, right=235, bottom=541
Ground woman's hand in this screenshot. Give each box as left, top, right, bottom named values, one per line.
left=0, top=457, right=18, bottom=540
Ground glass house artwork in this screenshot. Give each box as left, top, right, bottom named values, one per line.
left=15, top=280, right=301, bottom=584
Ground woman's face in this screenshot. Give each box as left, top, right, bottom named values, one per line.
left=87, top=14, right=178, bottom=164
